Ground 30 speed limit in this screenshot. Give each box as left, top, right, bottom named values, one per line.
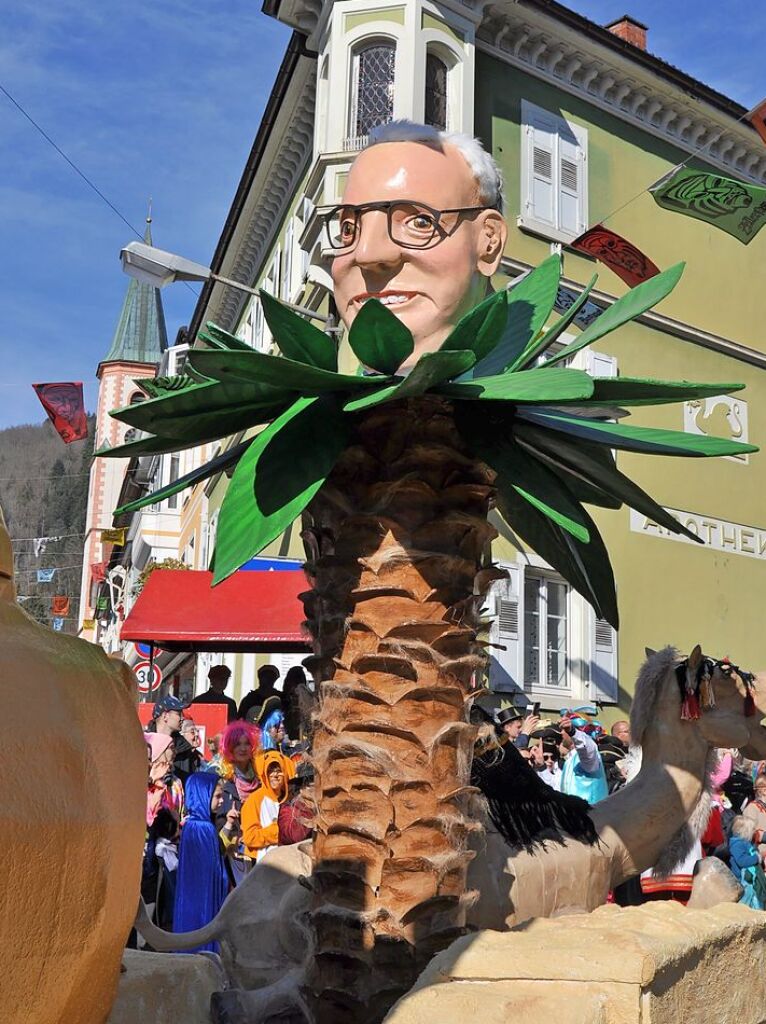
left=134, top=660, right=163, bottom=694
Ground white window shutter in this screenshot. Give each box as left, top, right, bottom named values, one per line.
left=590, top=610, right=618, bottom=703
left=528, top=118, right=556, bottom=227
left=488, top=564, right=523, bottom=692
left=558, top=132, right=580, bottom=236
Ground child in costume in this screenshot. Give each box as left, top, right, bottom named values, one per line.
left=173, top=772, right=236, bottom=952
left=241, top=751, right=296, bottom=862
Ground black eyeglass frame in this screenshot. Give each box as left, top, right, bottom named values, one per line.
left=321, top=199, right=496, bottom=252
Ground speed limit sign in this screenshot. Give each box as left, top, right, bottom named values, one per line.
left=134, top=660, right=163, bottom=694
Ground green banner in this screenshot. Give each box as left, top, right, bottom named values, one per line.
left=650, top=166, right=766, bottom=244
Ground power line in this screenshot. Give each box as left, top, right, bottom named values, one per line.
left=0, top=81, right=147, bottom=240
left=0, top=80, right=200, bottom=297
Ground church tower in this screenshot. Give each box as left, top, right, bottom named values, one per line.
left=78, top=217, right=168, bottom=638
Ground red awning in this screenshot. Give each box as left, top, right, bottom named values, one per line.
left=121, top=568, right=310, bottom=653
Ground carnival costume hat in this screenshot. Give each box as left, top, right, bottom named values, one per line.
left=469, top=705, right=597, bottom=852
left=496, top=706, right=524, bottom=726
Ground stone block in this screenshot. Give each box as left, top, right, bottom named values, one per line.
left=385, top=903, right=766, bottom=1024
left=108, top=950, right=227, bottom=1024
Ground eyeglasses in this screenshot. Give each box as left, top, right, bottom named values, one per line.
left=322, top=200, right=494, bottom=253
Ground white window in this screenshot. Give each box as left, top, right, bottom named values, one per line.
left=257, top=253, right=280, bottom=352
left=487, top=562, right=618, bottom=705
left=520, top=100, right=588, bottom=242
left=349, top=41, right=395, bottom=146
left=281, top=219, right=295, bottom=302
left=166, top=452, right=181, bottom=510
left=524, top=573, right=568, bottom=690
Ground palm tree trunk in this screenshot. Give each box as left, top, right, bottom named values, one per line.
left=301, top=395, right=496, bottom=1024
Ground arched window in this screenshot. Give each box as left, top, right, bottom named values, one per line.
left=351, top=41, right=395, bottom=140
left=425, top=52, right=448, bottom=131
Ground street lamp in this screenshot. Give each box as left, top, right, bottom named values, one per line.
left=120, top=241, right=334, bottom=327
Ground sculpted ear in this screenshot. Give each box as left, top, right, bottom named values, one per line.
left=688, top=644, right=703, bottom=672
left=476, top=211, right=507, bottom=278
left=645, top=647, right=657, bottom=659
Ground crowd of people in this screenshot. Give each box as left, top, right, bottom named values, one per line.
left=138, top=664, right=314, bottom=950
left=137, top=674, right=766, bottom=952
left=498, top=701, right=766, bottom=908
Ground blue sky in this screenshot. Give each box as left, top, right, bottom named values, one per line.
left=0, top=1, right=761, bottom=429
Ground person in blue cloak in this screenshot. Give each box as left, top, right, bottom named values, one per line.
left=173, top=772, right=233, bottom=953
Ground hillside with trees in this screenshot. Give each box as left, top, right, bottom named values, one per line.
left=0, top=417, right=94, bottom=633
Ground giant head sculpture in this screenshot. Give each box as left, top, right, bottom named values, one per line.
left=331, top=122, right=508, bottom=368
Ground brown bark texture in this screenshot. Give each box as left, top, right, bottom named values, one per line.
left=300, top=395, right=497, bottom=1024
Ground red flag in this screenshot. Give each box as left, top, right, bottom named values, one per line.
left=90, top=561, right=107, bottom=582
left=32, top=382, right=87, bottom=444
left=571, top=225, right=660, bottom=287
left=747, top=98, right=766, bottom=146
left=51, top=595, right=70, bottom=616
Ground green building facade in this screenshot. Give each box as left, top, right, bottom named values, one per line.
left=182, top=0, right=766, bottom=718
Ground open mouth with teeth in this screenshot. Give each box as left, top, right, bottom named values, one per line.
left=355, top=291, right=418, bottom=308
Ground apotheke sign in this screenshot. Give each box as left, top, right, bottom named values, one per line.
left=630, top=508, right=766, bottom=561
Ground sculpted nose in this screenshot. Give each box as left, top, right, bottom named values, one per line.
left=353, top=209, right=403, bottom=271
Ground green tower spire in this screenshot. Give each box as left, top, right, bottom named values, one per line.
left=102, top=214, right=168, bottom=365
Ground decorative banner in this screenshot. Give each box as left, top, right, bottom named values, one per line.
left=553, top=286, right=603, bottom=329
left=90, top=561, right=107, bottom=582
left=571, top=225, right=660, bottom=286
left=51, top=595, right=70, bottom=616
left=746, top=98, right=766, bottom=146
left=82, top=618, right=96, bottom=631
left=52, top=617, right=64, bottom=632
left=32, top=382, right=88, bottom=444
left=100, top=527, right=126, bottom=545
left=36, top=568, right=56, bottom=583
left=650, top=166, right=766, bottom=244
left=96, top=595, right=109, bottom=613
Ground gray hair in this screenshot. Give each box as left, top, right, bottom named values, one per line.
left=180, top=719, right=197, bottom=734
left=366, top=120, right=505, bottom=214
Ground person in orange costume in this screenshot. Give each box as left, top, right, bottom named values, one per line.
left=240, top=750, right=296, bottom=862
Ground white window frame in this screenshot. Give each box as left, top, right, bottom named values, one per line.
left=519, top=99, right=588, bottom=244
left=523, top=570, right=570, bottom=694
left=347, top=37, right=397, bottom=147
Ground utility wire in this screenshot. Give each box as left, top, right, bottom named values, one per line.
left=0, top=80, right=200, bottom=297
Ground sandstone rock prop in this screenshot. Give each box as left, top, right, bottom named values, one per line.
left=384, top=903, right=766, bottom=1024
left=0, top=513, right=147, bottom=1024
left=108, top=950, right=227, bottom=1024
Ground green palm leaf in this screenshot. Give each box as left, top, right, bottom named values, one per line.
left=471, top=254, right=562, bottom=377
left=578, top=377, right=745, bottom=407
left=198, top=324, right=257, bottom=352
left=439, top=288, right=508, bottom=360
left=133, top=373, right=207, bottom=398
left=480, top=433, right=591, bottom=542
left=189, top=348, right=388, bottom=394
left=545, top=262, right=684, bottom=366
left=111, top=378, right=292, bottom=439
left=115, top=439, right=252, bottom=515
left=95, top=432, right=213, bottom=459
left=258, top=291, right=338, bottom=371
left=517, top=408, right=757, bottom=457
left=347, top=299, right=414, bottom=374
left=343, top=350, right=476, bottom=412
left=495, top=482, right=618, bottom=627
left=213, top=396, right=349, bottom=583
left=512, top=274, right=598, bottom=371
left=440, top=366, right=593, bottom=403
left=515, top=423, right=700, bottom=542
